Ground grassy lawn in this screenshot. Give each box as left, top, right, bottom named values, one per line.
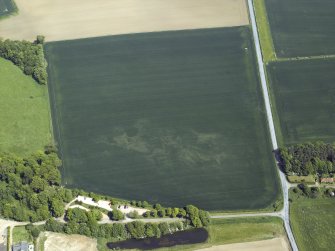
left=0, top=58, right=52, bottom=155
left=253, top=0, right=276, bottom=63
left=290, top=191, right=335, bottom=251
left=12, top=226, right=31, bottom=244
left=0, top=0, right=17, bottom=17
left=287, top=175, right=315, bottom=184
left=267, top=58, right=335, bottom=145
left=264, top=0, right=335, bottom=58
left=98, top=217, right=285, bottom=251
left=46, top=27, right=279, bottom=211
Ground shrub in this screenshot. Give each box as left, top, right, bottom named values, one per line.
left=127, top=210, right=140, bottom=219
left=109, top=209, right=125, bottom=221
left=35, top=35, right=45, bottom=45
left=150, top=210, right=158, bottom=218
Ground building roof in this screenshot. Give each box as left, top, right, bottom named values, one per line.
left=12, top=242, right=32, bottom=251
left=320, top=177, right=334, bottom=183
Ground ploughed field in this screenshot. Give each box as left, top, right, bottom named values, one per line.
left=267, top=59, right=335, bottom=145
left=0, top=0, right=248, bottom=41
left=264, top=0, right=335, bottom=58
left=46, top=27, right=279, bottom=211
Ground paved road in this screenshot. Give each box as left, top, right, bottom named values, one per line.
left=246, top=1, right=298, bottom=250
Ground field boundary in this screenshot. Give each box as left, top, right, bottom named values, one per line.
left=44, top=50, right=68, bottom=182
left=252, top=0, right=276, bottom=63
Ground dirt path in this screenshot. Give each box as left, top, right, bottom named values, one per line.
left=0, top=0, right=249, bottom=42
left=196, top=237, right=290, bottom=251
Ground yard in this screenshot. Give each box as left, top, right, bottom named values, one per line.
left=290, top=192, right=335, bottom=251
left=0, top=57, right=52, bottom=155
left=264, top=0, right=335, bottom=57
left=46, top=27, right=279, bottom=211
left=267, top=58, right=335, bottom=145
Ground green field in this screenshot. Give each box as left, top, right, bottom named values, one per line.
left=12, top=226, right=31, bottom=244
left=0, top=58, right=52, bottom=154
left=267, top=58, right=335, bottom=145
left=97, top=217, right=285, bottom=251
left=290, top=192, right=335, bottom=251
left=46, top=27, right=279, bottom=211
left=0, top=0, right=16, bottom=17
left=265, top=0, right=335, bottom=57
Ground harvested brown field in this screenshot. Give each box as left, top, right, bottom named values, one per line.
left=43, top=232, right=97, bottom=251
left=197, top=237, right=290, bottom=251
left=0, top=0, right=249, bottom=41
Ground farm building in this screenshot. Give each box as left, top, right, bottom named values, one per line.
left=12, top=242, right=33, bottom=251
left=320, top=178, right=334, bottom=183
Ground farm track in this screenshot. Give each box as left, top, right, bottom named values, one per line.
left=277, top=54, right=335, bottom=62
left=247, top=0, right=298, bottom=250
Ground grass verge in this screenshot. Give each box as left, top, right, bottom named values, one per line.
left=6, top=227, right=10, bottom=251
left=37, top=232, right=47, bottom=251
left=253, top=0, right=276, bottom=63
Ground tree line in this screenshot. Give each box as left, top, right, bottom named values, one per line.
left=43, top=206, right=204, bottom=241
left=0, top=36, right=47, bottom=84
left=279, top=142, right=335, bottom=176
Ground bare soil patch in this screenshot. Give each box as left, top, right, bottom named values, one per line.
left=197, top=238, right=290, bottom=251
left=43, top=232, right=97, bottom=251
left=0, top=0, right=248, bottom=41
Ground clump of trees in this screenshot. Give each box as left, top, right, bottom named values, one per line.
left=279, top=142, right=335, bottom=176
left=0, top=36, right=48, bottom=84
left=292, top=184, right=335, bottom=199
left=108, top=209, right=125, bottom=221
left=130, top=200, right=150, bottom=208
left=295, top=184, right=321, bottom=198
left=0, top=148, right=73, bottom=222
